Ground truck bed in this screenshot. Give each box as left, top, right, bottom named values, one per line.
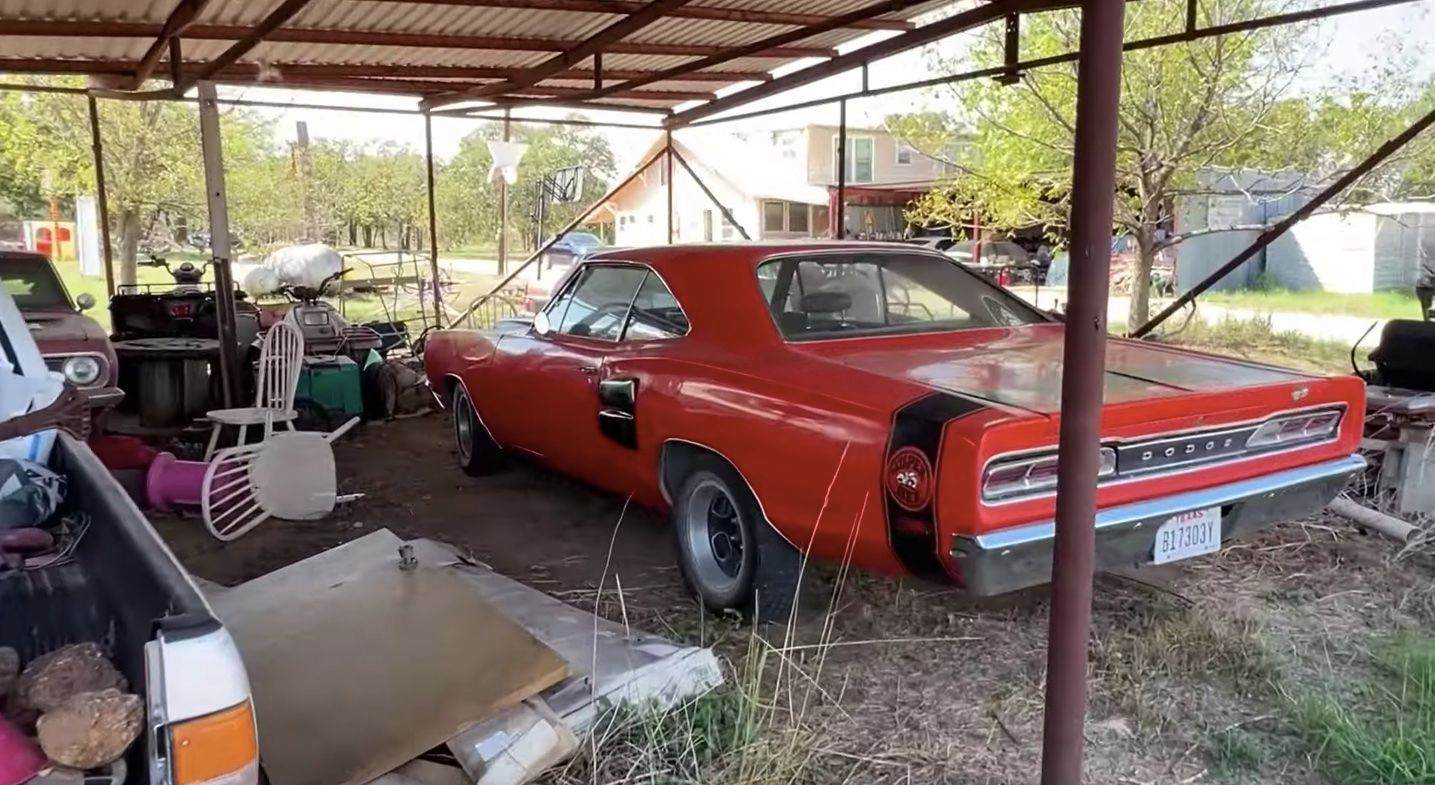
left=0, top=436, right=214, bottom=779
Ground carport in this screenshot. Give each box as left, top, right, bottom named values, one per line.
left=3, top=0, right=1433, bottom=781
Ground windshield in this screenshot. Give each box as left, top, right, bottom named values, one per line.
left=565, top=233, right=603, bottom=248
left=756, top=252, right=1045, bottom=340
left=0, top=257, right=71, bottom=309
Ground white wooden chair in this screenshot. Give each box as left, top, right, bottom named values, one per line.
left=203, top=321, right=304, bottom=460
left=200, top=419, right=359, bottom=541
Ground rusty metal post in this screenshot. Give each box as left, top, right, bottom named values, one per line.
left=1133, top=102, right=1435, bottom=339
left=1040, top=0, right=1126, bottom=782
left=424, top=109, right=442, bottom=327
left=86, top=94, right=115, bottom=297
left=836, top=99, right=848, bottom=238
left=666, top=130, right=675, bottom=243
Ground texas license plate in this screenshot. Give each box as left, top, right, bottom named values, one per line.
left=1152, top=507, right=1222, bottom=565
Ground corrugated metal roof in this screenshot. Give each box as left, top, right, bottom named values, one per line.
left=0, top=0, right=961, bottom=110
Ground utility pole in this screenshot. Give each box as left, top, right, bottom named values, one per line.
left=295, top=120, right=316, bottom=241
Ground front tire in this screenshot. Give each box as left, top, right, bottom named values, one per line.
left=451, top=385, right=503, bottom=476
left=672, top=456, right=801, bottom=623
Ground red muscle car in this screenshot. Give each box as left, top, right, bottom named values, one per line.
left=424, top=243, right=1365, bottom=619
left=1, top=251, right=122, bottom=413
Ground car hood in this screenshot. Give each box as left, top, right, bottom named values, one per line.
left=800, top=324, right=1310, bottom=414
left=22, top=308, right=108, bottom=346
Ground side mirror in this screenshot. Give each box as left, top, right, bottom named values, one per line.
left=533, top=311, right=552, bottom=336
left=75, top=293, right=96, bottom=312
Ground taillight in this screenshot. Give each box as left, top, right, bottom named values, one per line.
left=1248, top=408, right=1342, bottom=449
left=982, top=447, right=1116, bottom=502
left=171, top=701, right=259, bottom=785
left=169, top=303, right=193, bottom=317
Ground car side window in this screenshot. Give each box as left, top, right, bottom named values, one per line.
left=554, top=265, right=647, bottom=341
left=622, top=272, right=689, bottom=341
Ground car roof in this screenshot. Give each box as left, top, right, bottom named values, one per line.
left=579, top=242, right=951, bottom=350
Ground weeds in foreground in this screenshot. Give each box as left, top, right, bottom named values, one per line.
left=1293, top=634, right=1435, bottom=785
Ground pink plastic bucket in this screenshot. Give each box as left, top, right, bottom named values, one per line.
left=0, top=714, right=45, bottom=785
left=145, top=451, right=210, bottom=511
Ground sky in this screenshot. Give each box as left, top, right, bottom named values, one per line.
left=216, top=0, right=1435, bottom=175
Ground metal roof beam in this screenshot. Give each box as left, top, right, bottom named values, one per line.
left=0, top=57, right=772, bottom=84
left=489, top=0, right=932, bottom=110
left=356, top=0, right=915, bottom=30
left=200, top=73, right=700, bottom=101
left=669, top=0, right=1070, bottom=126
left=178, top=0, right=316, bottom=92
left=424, top=0, right=697, bottom=105
left=0, top=19, right=835, bottom=58
left=131, top=0, right=212, bottom=87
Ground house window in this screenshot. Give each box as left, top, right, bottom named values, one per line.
left=788, top=203, right=809, bottom=234
left=832, top=137, right=875, bottom=184
left=896, top=143, right=915, bottom=165
left=703, top=210, right=715, bottom=242
left=762, top=201, right=787, bottom=233
left=657, top=155, right=669, bottom=186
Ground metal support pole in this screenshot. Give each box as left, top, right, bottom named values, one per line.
left=861, top=62, right=869, bottom=93
left=498, top=108, right=511, bottom=275
left=671, top=147, right=751, bottom=240
left=1039, top=0, right=1126, bottom=781
left=86, top=94, right=115, bottom=297
left=196, top=81, right=240, bottom=409
left=666, top=130, right=675, bottom=244
left=424, top=110, right=442, bottom=327
left=1133, top=102, right=1435, bottom=338
left=1184, top=0, right=1199, bottom=32
left=836, top=99, right=848, bottom=239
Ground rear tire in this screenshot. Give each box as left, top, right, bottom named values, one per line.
left=451, top=385, right=503, bottom=476
left=671, top=455, right=802, bottom=623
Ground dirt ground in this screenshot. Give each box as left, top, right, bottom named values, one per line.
left=152, top=413, right=1435, bottom=785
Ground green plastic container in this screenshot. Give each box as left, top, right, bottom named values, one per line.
left=296, top=355, right=363, bottom=425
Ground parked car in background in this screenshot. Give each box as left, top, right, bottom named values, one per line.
left=524, top=232, right=613, bottom=313
left=945, top=239, right=1031, bottom=266
left=542, top=231, right=606, bottom=270
left=1, top=284, right=258, bottom=785
left=425, top=243, right=1364, bottom=620
left=0, top=251, right=122, bottom=413
left=0, top=219, right=24, bottom=251
left=903, top=235, right=959, bottom=253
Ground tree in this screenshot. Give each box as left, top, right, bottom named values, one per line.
left=890, top=0, right=1435, bottom=327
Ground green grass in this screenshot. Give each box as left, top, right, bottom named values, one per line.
left=1293, top=634, right=1435, bottom=785
left=1202, top=288, right=1422, bottom=321
left=1144, top=314, right=1355, bottom=375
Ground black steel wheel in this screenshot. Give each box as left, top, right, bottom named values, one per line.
left=671, top=454, right=801, bottom=622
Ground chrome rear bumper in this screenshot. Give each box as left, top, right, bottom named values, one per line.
left=950, top=454, right=1365, bottom=596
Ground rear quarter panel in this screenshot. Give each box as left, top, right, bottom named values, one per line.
left=617, top=351, right=907, bottom=575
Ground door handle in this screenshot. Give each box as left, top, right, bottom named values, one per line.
left=578, top=364, right=599, bottom=375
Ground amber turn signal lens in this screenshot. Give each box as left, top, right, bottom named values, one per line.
left=172, top=701, right=259, bottom=785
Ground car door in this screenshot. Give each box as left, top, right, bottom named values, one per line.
left=589, top=269, right=692, bottom=496
left=517, top=264, right=649, bottom=478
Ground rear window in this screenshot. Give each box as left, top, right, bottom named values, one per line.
left=0, top=257, right=70, bottom=309
left=756, top=252, right=1044, bottom=340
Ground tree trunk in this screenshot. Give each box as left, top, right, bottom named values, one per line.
left=118, top=207, right=141, bottom=285
left=1127, top=228, right=1156, bottom=329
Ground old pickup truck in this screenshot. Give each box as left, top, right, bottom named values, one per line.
left=0, top=283, right=258, bottom=785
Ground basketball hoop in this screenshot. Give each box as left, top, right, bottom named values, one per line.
left=486, top=140, right=528, bottom=185
left=549, top=166, right=586, bottom=203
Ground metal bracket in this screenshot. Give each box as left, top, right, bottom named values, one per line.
left=995, top=14, right=1022, bottom=85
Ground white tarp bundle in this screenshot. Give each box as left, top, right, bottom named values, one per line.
left=262, top=243, right=344, bottom=292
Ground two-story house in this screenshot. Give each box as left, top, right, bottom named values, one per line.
left=596, top=124, right=950, bottom=244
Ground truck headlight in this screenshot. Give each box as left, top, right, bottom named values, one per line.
left=61, top=355, right=103, bottom=386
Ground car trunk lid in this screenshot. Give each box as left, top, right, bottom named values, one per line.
left=797, top=323, right=1313, bottom=415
